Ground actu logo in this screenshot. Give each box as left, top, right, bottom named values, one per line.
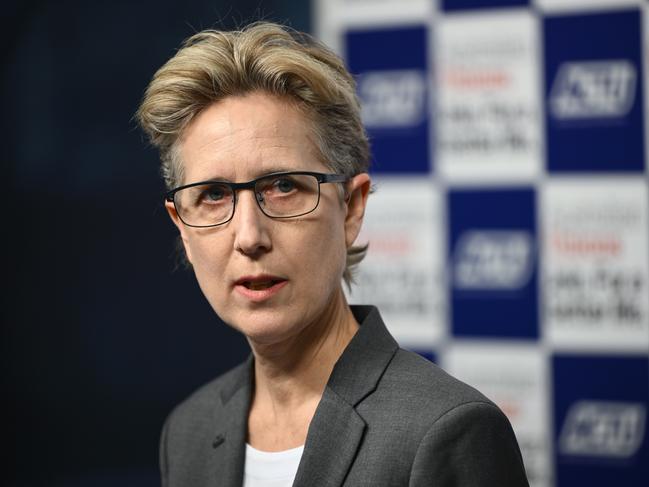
left=358, top=70, right=427, bottom=128
left=453, top=230, right=534, bottom=290
left=549, top=60, right=636, bottom=119
left=559, top=400, right=646, bottom=458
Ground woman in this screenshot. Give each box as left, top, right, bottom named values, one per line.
left=137, top=22, right=529, bottom=487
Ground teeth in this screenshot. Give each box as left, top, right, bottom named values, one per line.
left=248, top=281, right=274, bottom=290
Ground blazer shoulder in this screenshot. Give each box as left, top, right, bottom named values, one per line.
left=379, top=348, right=495, bottom=420
left=345, top=347, right=528, bottom=485
left=166, top=359, right=250, bottom=427
left=410, top=400, right=529, bottom=486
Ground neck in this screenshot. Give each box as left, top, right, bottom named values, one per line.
left=246, top=289, right=359, bottom=450
left=250, top=288, right=358, bottom=403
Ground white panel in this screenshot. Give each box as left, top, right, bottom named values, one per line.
left=436, top=11, right=543, bottom=183
left=542, top=179, right=649, bottom=352
left=316, top=0, right=433, bottom=29
left=347, top=178, right=445, bottom=348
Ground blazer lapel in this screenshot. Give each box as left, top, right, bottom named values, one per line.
left=293, top=387, right=366, bottom=487
left=209, top=357, right=253, bottom=487
left=293, top=306, right=399, bottom=487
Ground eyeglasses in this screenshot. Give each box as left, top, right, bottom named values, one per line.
left=165, top=171, right=349, bottom=228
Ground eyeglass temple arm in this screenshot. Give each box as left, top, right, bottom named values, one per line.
left=321, top=174, right=347, bottom=182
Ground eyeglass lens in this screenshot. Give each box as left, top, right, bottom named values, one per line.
left=174, top=173, right=321, bottom=227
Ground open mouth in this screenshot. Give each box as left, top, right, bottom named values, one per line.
left=244, top=280, right=279, bottom=291
left=237, top=276, right=286, bottom=291
left=234, top=275, right=288, bottom=300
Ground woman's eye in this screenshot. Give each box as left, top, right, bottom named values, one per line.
left=202, top=185, right=227, bottom=202
left=273, top=177, right=297, bottom=193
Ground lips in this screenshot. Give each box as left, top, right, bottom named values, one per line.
left=234, top=274, right=288, bottom=301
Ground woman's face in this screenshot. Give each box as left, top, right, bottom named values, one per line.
left=166, top=92, right=370, bottom=346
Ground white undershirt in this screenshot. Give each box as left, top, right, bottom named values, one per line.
left=243, top=443, right=305, bottom=487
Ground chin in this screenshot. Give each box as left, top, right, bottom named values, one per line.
left=222, top=307, right=307, bottom=346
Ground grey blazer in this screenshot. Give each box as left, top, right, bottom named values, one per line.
left=160, top=306, right=529, bottom=486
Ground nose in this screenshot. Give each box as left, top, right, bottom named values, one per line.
left=231, top=189, right=272, bottom=256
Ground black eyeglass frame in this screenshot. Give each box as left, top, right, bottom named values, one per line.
left=165, top=171, right=349, bottom=228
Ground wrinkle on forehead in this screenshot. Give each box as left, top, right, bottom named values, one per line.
left=179, top=93, right=324, bottom=182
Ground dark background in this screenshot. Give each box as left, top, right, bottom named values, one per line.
left=3, top=1, right=309, bottom=485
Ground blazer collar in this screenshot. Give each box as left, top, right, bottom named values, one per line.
left=327, top=305, right=399, bottom=406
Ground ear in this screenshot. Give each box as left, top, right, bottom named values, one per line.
left=165, top=200, right=193, bottom=264
left=344, top=172, right=371, bottom=248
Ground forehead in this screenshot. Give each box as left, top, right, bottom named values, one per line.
left=179, top=92, right=324, bottom=182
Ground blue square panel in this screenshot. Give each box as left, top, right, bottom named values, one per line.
left=448, top=188, right=538, bottom=339
left=442, top=0, right=529, bottom=11
left=345, top=26, right=430, bottom=174
left=553, top=355, right=649, bottom=487
left=544, top=9, right=645, bottom=172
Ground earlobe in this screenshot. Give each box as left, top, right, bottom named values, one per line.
left=165, top=200, right=193, bottom=263
left=344, top=173, right=371, bottom=247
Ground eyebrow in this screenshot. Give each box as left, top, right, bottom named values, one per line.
left=199, top=165, right=308, bottom=183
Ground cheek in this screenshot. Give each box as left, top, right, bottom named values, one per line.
left=184, top=234, right=229, bottom=300
left=298, top=216, right=348, bottom=287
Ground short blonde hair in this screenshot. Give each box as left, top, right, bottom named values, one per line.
left=136, top=21, right=370, bottom=285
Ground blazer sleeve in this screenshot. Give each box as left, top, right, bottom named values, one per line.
left=159, top=416, right=170, bottom=487
left=409, top=401, right=529, bottom=487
